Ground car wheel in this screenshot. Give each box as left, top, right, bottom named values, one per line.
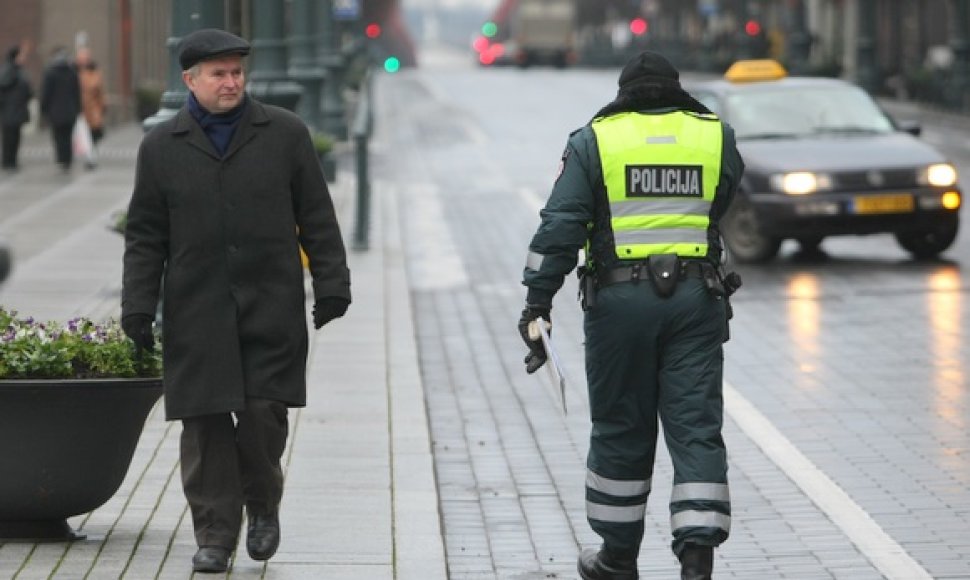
left=721, top=194, right=781, bottom=263
left=895, top=213, right=959, bottom=259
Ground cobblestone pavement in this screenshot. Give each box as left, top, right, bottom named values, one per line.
left=372, top=55, right=970, bottom=580
left=2, top=52, right=969, bottom=580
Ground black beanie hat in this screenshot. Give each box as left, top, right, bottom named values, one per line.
left=617, top=50, right=680, bottom=88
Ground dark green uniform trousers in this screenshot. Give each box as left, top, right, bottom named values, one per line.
left=584, top=276, right=730, bottom=560
left=180, top=397, right=289, bottom=549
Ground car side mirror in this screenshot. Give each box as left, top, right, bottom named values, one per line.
left=897, top=119, right=922, bottom=137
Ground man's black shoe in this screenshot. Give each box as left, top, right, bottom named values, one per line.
left=577, top=547, right=638, bottom=579
left=679, top=544, right=713, bottom=580
left=192, top=546, right=231, bottom=573
left=246, top=511, right=281, bottom=560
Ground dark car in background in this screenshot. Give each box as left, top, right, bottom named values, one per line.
left=686, top=60, right=962, bottom=263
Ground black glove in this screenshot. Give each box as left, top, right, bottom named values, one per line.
left=122, top=314, right=155, bottom=352
left=313, top=297, right=350, bottom=329
left=517, top=306, right=551, bottom=374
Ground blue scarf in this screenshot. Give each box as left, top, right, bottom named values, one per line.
left=187, top=93, right=247, bottom=157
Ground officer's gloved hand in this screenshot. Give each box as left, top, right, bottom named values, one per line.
left=313, top=297, right=350, bottom=329
left=122, top=314, right=155, bottom=352
left=517, top=305, right=551, bottom=374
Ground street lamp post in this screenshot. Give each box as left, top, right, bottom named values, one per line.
left=247, top=0, right=303, bottom=111
left=142, top=0, right=225, bottom=132
left=289, top=0, right=325, bottom=128
left=665, top=0, right=685, bottom=68
left=787, top=0, right=811, bottom=74
left=318, top=0, right=348, bottom=140
left=947, top=0, right=970, bottom=110
left=855, top=0, right=880, bottom=93
left=735, top=0, right=754, bottom=60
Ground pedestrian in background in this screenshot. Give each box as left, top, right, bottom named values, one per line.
left=0, top=43, right=33, bottom=172
left=121, top=28, right=351, bottom=574
left=39, top=45, right=80, bottom=172
left=518, top=50, right=744, bottom=580
left=75, top=46, right=105, bottom=169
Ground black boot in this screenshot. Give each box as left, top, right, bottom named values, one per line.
left=679, top=544, right=713, bottom=580
left=192, top=546, right=232, bottom=573
left=577, top=547, right=638, bottom=580
left=246, top=510, right=281, bottom=560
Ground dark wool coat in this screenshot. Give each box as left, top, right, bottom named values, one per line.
left=0, top=62, right=33, bottom=127
left=39, top=60, right=80, bottom=126
left=122, top=98, right=351, bottom=419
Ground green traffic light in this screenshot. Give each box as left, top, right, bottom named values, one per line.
left=481, top=21, right=498, bottom=38
left=384, top=56, right=401, bottom=73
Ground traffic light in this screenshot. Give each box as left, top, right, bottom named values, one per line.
left=365, top=23, right=381, bottom=39
left=384, top=56, right=401, bottom=73
left=744, top=19, right=762, bottom=36
left=629, top=17, right=648, bottom=36
left=481, top=21, right=498, bottom=38
left=472, top=35, right=489, bottom=53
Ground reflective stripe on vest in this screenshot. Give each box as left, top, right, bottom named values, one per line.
left=591, top=111, right=723, bottom=259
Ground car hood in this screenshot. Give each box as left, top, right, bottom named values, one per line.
left=739, top=132, right=947, bottom=174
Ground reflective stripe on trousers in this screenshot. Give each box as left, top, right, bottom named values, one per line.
left=586, top=469, right=651, bottom=524
left=670, top=482, right=731, bottom=537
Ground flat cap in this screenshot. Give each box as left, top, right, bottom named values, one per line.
left=178, top=28, right=250, bottom=70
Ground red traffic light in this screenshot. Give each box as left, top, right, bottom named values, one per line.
left=472, top=35, right=489, bottom=53
left=744, top=20, right=761, bottom=36
left=630, top=18, right=648, bottom=36
left=365, top=23, right=382, bottom=39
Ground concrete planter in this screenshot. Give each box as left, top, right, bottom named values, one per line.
left=0, top=377, right=162, bottom=541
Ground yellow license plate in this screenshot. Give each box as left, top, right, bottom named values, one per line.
left=852, top=194, right=914, bottom=214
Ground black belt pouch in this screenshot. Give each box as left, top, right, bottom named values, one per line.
left=647, top=254, right=680, bottom=298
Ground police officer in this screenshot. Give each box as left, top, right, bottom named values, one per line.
left=122, top=29, right=351, bottom=573
left=518, top=51, right=744, bottom=580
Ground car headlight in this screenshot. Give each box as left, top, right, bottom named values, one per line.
left=919, top=163, right=958, bottom=187
left=769, top=172, right=833, bottom=195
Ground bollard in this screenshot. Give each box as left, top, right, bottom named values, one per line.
left=0, top=239, right=11, bottom=284
left=353, top=130, right=370, bottom=250
left=352, top=69, right=374, bottom=251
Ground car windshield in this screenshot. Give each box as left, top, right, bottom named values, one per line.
left=725, top=84, right=894, bottom=140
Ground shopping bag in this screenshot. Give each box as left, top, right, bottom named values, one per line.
left=72, top=115, right=94, bottom=163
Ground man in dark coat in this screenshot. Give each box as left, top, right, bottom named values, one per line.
left=121, top=28, right=351, bottom=574
left=0, top=44, right=33, bottom=171
left=39, top=46, right=80, bottom=171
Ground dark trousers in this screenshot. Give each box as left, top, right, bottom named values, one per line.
left=583, top=277, right=730, bottom=559
left=1, top=125, right=21, bottom=168
left=180, top=398, right=289, bottom=549
left=51, top=123, right=74, bottom=167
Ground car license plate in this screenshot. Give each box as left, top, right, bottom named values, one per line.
left=852, top=194, right=914, bottom=214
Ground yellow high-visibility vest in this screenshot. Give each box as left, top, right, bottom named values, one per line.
left=591, top=111, right=723, bottom=259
